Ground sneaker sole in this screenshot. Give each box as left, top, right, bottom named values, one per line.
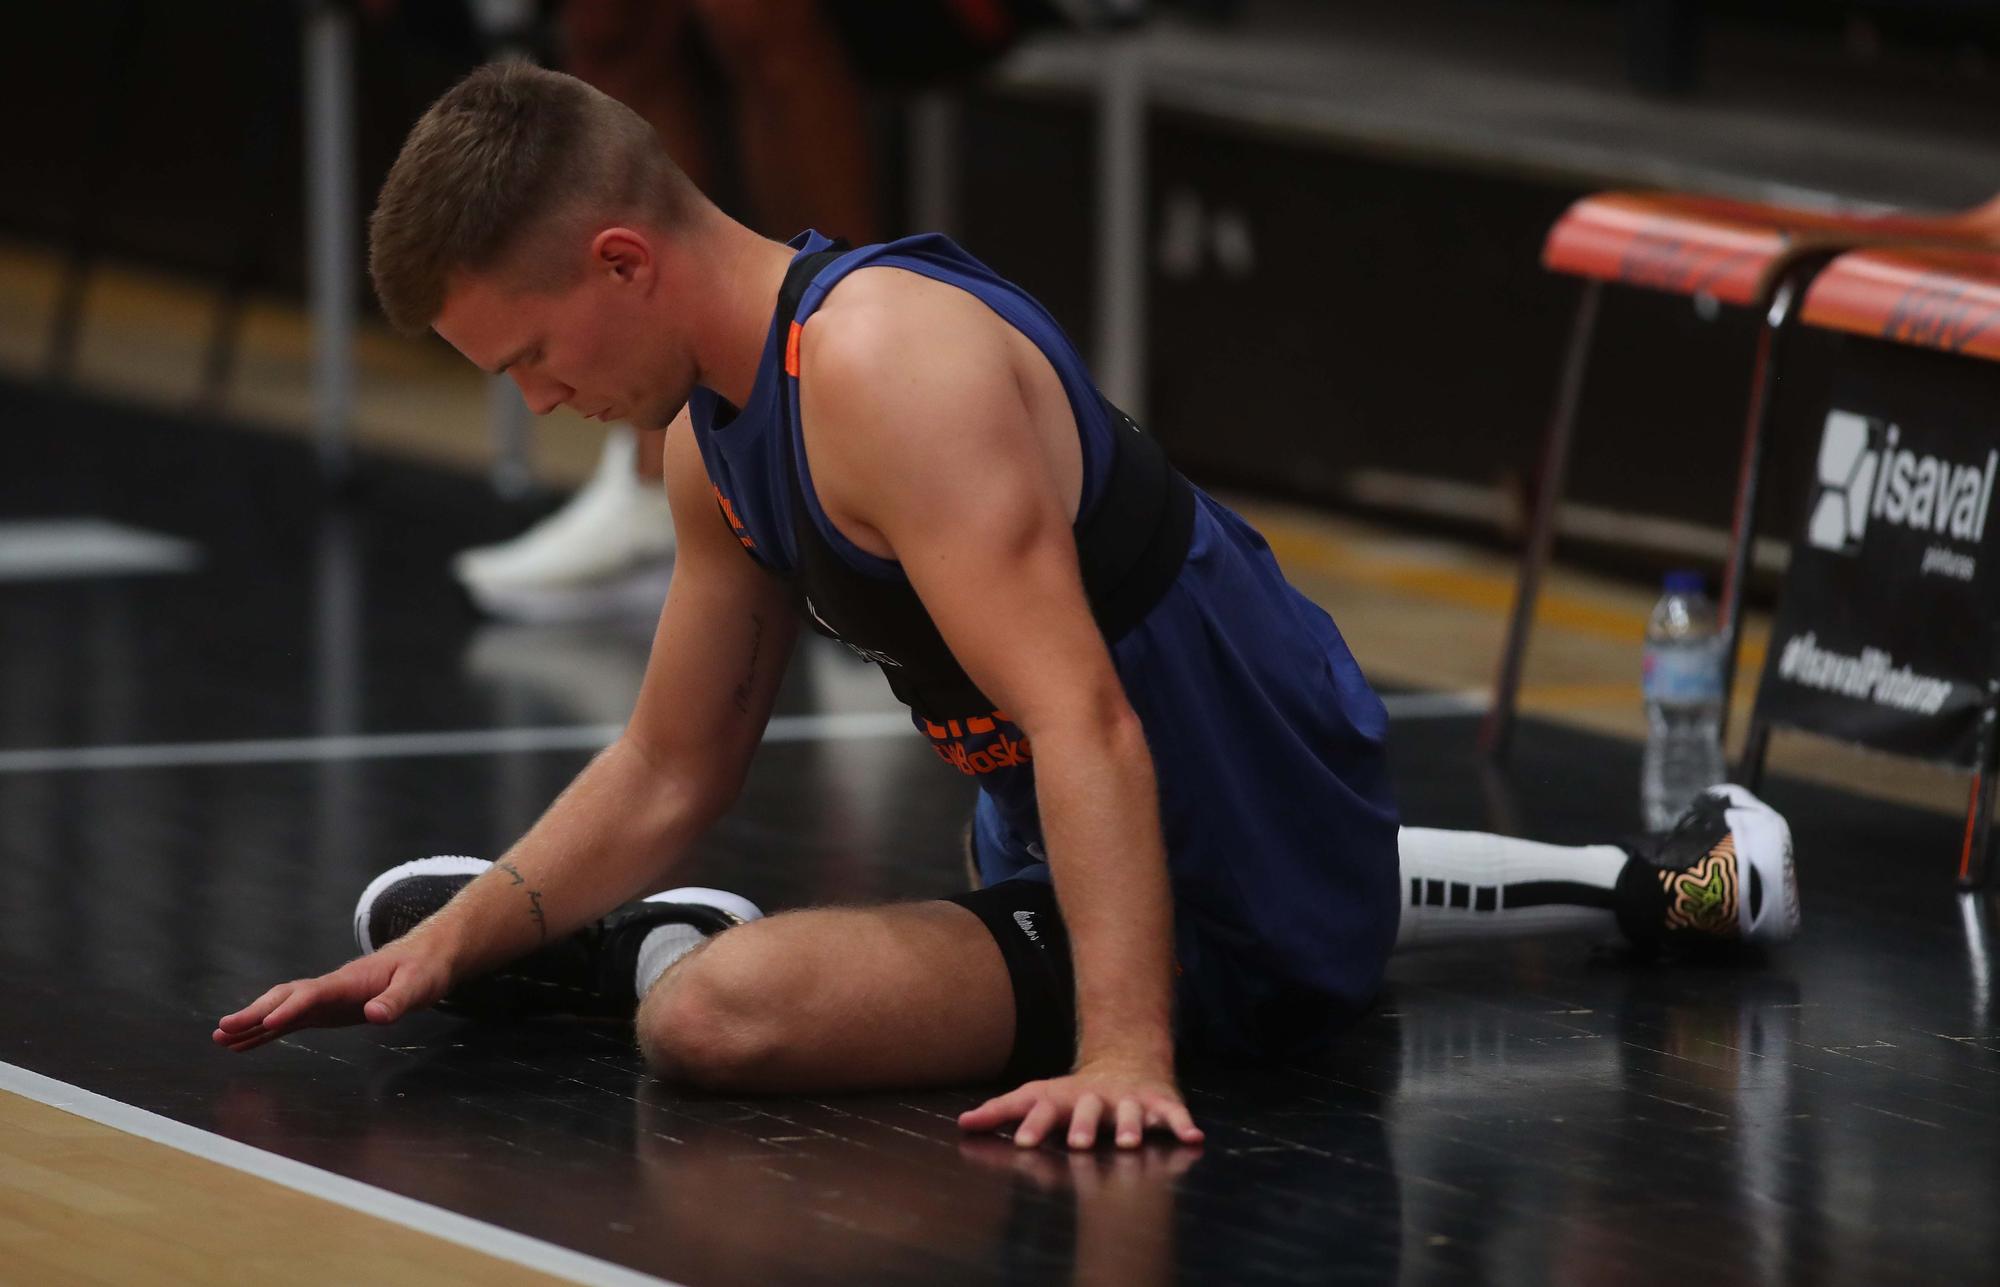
left=644, top=886, right=764, bottom=926
left=354, top=854, right=490, bottom=954
left=354, top=862, right=762, bottom=956
left=1705, top=784, right=1801, bottom=943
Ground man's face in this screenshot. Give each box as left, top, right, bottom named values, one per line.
left=433, top=236, right=696, bottom=432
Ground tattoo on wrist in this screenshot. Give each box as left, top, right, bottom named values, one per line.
left=495, top=860, right=548, bottom=941
left=732, top=612, right=765, bottom=715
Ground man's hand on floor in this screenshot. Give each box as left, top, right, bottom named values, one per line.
left=212, top=943, right=451, bottom=1053
left=957, top=1055, right=1204, bottom=1150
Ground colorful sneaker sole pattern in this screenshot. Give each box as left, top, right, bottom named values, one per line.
left=1660, top=836, right=1740, bottom=937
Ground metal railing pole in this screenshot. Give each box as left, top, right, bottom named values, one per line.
left=303, top=0, right=357, bottom=482
left=1094, top=36, right=1148, bottom=421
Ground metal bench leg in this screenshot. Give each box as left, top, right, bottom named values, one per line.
left=1716, top=272, right=1805, bottom=744
left=1481, top=279, right=1602, bottom=760
left=1736, top=716, right=1771, bottom=793
left=1962, top=686, right=2000, bottom=890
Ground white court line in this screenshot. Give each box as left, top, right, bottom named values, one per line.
left=0, top=711, right=913, bottom=775
left=0, top=1059, right=676, bottom=1287
left=0, top=693, right=1485, bottom=776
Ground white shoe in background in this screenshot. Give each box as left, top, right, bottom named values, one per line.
left=452, top=428, right=676, bottom=623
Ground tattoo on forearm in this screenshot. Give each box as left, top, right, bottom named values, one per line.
left=495, top=860, right=548, bottom=941
left=732, top=612, right=765, bottom=715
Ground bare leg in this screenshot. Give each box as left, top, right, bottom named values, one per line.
left=638, top=900, right=1016, bottom=1091
left=692, top=0, right=879, bottom=242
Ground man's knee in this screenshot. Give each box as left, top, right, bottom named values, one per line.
left=635, top=929, right=786, bottom=1088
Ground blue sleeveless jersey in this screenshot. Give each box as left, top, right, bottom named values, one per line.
left=690, top=231, right=1402, bottom=1051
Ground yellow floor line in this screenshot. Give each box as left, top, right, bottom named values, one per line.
left=1259, top=519, right=1771, bottom=670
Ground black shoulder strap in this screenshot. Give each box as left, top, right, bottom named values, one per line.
left=1076, top=401, right=1195, bottom=640
left=712, top=241, right=854, bottom=554
left=777, top=240, right=853, bottom=332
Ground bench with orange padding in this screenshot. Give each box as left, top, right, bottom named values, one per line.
left=1485, top=190, right=2000, bottom=765
left=1739, top=245, right=2000, bottom=886
left=1799, top=247, right=2000, bottom=364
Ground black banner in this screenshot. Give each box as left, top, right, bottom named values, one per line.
left=1757, top=341, right=2000, bottom=767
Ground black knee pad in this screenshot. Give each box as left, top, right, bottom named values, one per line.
left=944, top=878, right=1076, bottom=1082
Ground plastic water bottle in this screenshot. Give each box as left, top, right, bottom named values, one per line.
left=1641, top=570, right=1726, bottom=831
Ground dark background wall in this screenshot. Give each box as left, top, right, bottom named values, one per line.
left=4, top=0, right=1992, bottom=581
left=952, top=95, right=1844, bottom=569
left=4, top=3, right=450, bottom=294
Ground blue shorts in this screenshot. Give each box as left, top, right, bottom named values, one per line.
left=956, top=491, right=1402, bottom=1069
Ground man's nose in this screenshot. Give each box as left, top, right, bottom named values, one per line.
left=512, top=369, right=571, bottom=416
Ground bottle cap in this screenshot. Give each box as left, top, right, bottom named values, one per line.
left=1663, top=569, right=1705, bottom=595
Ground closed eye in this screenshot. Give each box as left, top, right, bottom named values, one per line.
left=491, top=342, right=539, bottom=377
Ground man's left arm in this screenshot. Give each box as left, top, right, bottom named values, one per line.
left=800, top=297, right=1203, bottom=1151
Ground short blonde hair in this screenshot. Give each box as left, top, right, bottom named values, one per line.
left=368, top=61, right=698, bottom=335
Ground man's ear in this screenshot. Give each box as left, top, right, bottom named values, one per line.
left=591, top=227, right=653, bottom=284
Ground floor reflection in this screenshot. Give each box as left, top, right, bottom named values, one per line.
left=1385, top=956, right=1815, bottom=1285
left=11, top=388, right=2000, bottom=1284
left=958, top=1138, right=1197, bottom=1287
left=1959, top=890, right=1995, bottom=1038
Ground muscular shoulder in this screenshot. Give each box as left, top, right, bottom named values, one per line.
left=798, top=266, right=1016, bottom=408
left=794, top=267, right=1042, bottom=544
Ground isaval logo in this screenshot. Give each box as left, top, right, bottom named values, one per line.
left=1807, top=411, right=1997, bottom=565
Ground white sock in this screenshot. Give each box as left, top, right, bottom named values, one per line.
left=1396, top=827, right=1630, bottom=951
left=635, top=922, right=710, bottom=996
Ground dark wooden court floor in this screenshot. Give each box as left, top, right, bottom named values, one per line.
left=3, top=380, right=1997, bottom=1285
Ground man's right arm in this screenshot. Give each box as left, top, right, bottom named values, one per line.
left=215, top=415, right=799, bottom=1046
left=418, top=417, right=801, bottom=979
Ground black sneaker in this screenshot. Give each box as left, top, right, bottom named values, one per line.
left=1615, top=785, right=1800, bottom=947
left=352, top=855, right=763, bottom=1018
